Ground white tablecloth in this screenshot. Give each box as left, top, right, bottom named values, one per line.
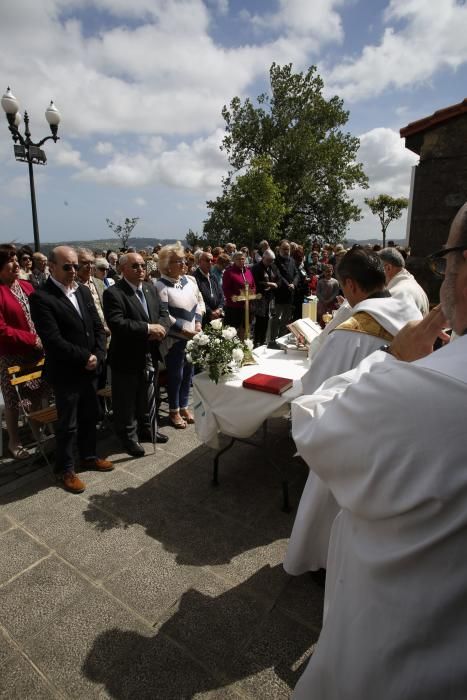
left=192, top=347, right=309, bottom=448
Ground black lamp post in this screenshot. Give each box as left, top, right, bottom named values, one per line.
left=1, top=87, right=61, bottom=252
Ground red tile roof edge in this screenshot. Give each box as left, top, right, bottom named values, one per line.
left=400, top=98, right=467, bottom=139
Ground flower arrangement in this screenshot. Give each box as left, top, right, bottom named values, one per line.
left=186, top=319, right=254, bottom=383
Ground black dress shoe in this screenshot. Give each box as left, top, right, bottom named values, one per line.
left=122, top=440, right=145, bottom=457
left=138, top=430, right=169, bottom=444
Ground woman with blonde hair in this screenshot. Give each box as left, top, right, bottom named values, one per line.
left=154, top=243, right=202, bottom=428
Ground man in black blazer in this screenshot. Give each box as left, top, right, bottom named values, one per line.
left=30, top=246, right=113, bottom=494
left=103, top=252, right=170, bottom=457
left=194, top=251, right=224, bottom=326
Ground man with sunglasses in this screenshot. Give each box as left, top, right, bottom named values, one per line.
left=289, top=203, right=467, bottom=698
left=103, top=252, right=170, bottom=456
left=30, top=246, right=113, bottom=494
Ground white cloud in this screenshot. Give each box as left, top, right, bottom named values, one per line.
left=134, top=196, right=147, bottom=206
left=347, top=127, right=418, bottom=240
left=327, top=0, right=467, bottom=101
left=47, top=140, right=86, bottom=169
left=77, top=128, right=228, bottom=193
left=246, top=0, right=345, bottom=45
left=95, top=141, right=114, bottom=155
left=0, top=0, right=343, bottom=146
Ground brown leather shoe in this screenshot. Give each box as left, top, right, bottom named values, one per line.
left=61, top=471, right=86, bottom=494
left=80, top=457, right=114, bottom=472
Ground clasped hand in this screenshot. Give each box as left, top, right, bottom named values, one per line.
left=148, top=324, right=167, bottom=341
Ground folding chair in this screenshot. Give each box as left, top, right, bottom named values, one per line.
left=8, top=359, right=57, bottom=466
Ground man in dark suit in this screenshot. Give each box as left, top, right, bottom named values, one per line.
left=194, top=251, right=224, bottom=326
left=30, top=246, right=113, bottom=494
left=103, top=252, right=170, bottom=457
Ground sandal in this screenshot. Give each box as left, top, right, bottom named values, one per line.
left=180, top=409, right=195, bottom=424
left=8, top=445, right=30, bottom=461
left=169, top=412, right=187, bottom=429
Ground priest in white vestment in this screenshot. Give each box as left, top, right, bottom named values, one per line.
left=380, top=246, right=430, bottom=316
left=289, top=202, right=467, bottom=699
left=286, top=248, right=422, bottom=574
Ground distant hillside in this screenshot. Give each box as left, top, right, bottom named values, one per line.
left=18, top=237, right=181, bottom=254
left=345, top=237, right=407, bottom=247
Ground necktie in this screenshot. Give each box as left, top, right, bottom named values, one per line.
left=136, top=287, right=149, bottom=317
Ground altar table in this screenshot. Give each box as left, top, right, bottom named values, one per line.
left=192, top=346, right=309, bottom=510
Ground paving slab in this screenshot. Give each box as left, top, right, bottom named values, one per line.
left=23, top=585, right=152, bottom=699
left=55, top=512, right=151, bottom=582
left=0, top=626, right=16, bottom=669
left=102, top=543, right=206, bottom=625
left=0, top=556, right=91, bottom=643
left=0, top=528, right=49, bottom=586
left=95, top=630, right=235, bottom=700
left=0, top=652, right=57, bottom=699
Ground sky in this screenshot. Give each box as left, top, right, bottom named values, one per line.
left=1, top=0, right=467, bottom=246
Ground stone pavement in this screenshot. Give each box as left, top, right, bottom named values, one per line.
left=0, top=417, right=322, bottom=699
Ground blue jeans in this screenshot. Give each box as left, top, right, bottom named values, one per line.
left=165, top=340, right=193, bottom=411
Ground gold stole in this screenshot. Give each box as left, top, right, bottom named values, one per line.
left=333, top=311, right=394, bottom=342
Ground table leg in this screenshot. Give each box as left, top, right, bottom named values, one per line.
left=212, top=437, right=235, bottom=486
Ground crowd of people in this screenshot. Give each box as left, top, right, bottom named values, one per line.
left=2, top=213, right=466, bottom=698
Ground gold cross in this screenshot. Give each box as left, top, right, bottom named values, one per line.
left=232, top=283, right=262, bottom=339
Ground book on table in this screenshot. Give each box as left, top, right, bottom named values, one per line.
left=287, top=317, right=322, bottom=345
left=242, top=373, right=293, bottom=395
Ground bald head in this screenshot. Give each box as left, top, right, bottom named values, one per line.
left=49, top=246, right=78, bottom=289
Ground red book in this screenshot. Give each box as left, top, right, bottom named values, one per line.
left=242, top=373, right=293, bottom=395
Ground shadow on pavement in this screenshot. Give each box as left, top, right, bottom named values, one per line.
left=82, top=565, right=318, bottom=699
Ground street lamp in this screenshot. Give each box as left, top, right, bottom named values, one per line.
left=1, top=87, right=61, bottom=252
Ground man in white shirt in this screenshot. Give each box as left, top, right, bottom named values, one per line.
left=380, top=246, right=430, bottom=315
left=289, top=202, right=467, bottom=699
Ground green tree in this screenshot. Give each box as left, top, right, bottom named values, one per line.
left=364, top=194, right=409, bottom=247
left=185, top=229, right=204, bottom=249
left=204, top=157, right=286, bottom=249
left=214, top=62, right=368, bottom=245
left=106, top=216, right=140, bottom=249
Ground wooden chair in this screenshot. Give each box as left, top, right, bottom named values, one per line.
left=8, top=359, right=57, bottom=466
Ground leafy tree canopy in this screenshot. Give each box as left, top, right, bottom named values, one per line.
left=364, top=194, right=409, bottom=247
left=204, top=156, right=286, bottom=249
left=203, top=62, right=368, bottom=247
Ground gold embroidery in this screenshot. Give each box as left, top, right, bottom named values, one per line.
left=333, top=311, right=393, bottom=342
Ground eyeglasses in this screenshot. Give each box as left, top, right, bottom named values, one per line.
left=79, top=261, right=93, bottom=267
left=429, top=245, right=467, bottom=277
left=21, top=256, right=31, bottom=261
left=131, top=263, right=146, bottom=270
left=170, top=259, right=185, bottom=265
left=96, top=266, right=108, bottom=271
left=62, top=263, right=79, bottom=272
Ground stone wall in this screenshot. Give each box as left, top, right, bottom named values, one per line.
left=407, top=114, right=467, bottom=258
left=405, top=113, right=467, bottom=302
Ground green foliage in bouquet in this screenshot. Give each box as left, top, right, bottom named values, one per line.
left=185, top=319, right=254, bottom=383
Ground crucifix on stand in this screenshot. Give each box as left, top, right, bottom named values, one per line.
left=232, top=283, right=261, bottom=363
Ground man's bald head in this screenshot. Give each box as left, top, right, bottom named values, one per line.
left=48, top=246, right=78, bottom=288
left=440, top=202, right=467, bottom=334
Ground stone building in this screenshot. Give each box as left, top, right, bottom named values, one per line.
left=400, top=98, right=467, bottom=300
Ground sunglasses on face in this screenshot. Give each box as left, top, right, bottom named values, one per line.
left=429, top=245, right=467, bottom=277
left=21, top=256, right=31, bottom=262
left=61, top=263, right=79, bottom=271
left=131, top=263, right=146, bottom=270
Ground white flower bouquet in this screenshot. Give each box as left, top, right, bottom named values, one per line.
left=186, top=319, right=254, bottom=383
